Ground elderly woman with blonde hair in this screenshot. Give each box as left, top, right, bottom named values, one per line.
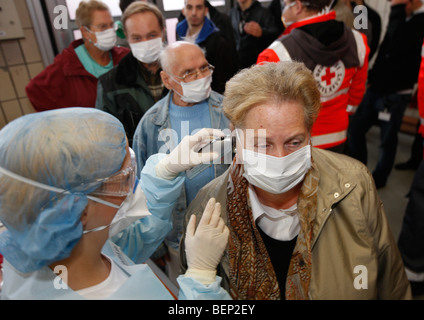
left=180, top=61, right=412, bottom=300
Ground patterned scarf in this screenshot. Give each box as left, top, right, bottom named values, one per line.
left=226, top=158, right=319, bottom=300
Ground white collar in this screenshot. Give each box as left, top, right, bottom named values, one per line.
left=248, top=186, right=300, bottom=241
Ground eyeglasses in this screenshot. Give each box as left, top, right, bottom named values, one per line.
left=171, top=64, right=215, bottom=83
left=283, top=1, right=297, bottom=12
left=90, top=148, right=137, bottom=197
left=86, top=22, right=118, bottom=33
left=283, top=1, right=310, bottom=12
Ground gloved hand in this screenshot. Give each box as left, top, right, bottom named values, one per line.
left=184, top=197, right=229, bottom=285
left=155, top=128, right=225, bottom=180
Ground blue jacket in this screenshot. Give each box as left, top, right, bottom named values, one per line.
left=132, top=91, right=231, bottom=252
left=176, top=17, right=219, bottom=45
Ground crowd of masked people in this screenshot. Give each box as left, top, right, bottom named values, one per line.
left=0, top=0, right=423, bottom=300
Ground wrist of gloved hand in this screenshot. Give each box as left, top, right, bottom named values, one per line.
left=184, top=268, right=217, bottom=286
left=155, top=156, right=178, bottom=180
left=184, top=198, right=229, bottom=285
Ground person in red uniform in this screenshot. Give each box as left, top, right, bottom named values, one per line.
left=25, top=0, right=129, bottom=112
left=257, top=0, right=369, bottom=152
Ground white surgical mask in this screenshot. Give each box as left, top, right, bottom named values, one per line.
left=83, top=179, right=151, bottom=237
left=242, top=146, right=311, bottom=194
left=130, top=37, right=163, bottom=64
left=237, top=129, right=311, bottom=194
left=282, top=16, right=294, bottom=28
left=86, top=27, right=117, bottom=51
left=172, top=74, right=212, bottom=103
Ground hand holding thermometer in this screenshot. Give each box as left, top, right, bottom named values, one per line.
left=197, top=134, right=236, bottom=166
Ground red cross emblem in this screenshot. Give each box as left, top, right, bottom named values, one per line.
left=321, top=68, right=336, bottom=86
left=313, top=61, right=345, bottom=97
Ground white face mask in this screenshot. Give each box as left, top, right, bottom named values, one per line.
left=86, top=27, right=117, bottom=51
left=172, top=74, right=212, bottom=103
left=282, top=16, right=294, bottom=28
left=237, top=129, right=312, bottom=194
left=129, top=37, right=163, bottom=64
left=83, top=180, right=151, bottom=238
left=281, top=1, right=297, bottom=27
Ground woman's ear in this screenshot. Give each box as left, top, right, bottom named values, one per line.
left=80, top=209, right=89, bottom=228
left=80, top=26, right=92, bottom=43
left=80, top=202, right=94, bottom=228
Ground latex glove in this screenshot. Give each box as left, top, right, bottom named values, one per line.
left=184, top=198, right=229, bottom=285
left=155, top=128, right=225, bottom=180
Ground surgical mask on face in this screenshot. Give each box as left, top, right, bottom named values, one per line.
left=282, top=16, right=294, bottom=28
left=129, top=37, right=163, bottom=64
left=83, top=179, right=151, bottom=238
left=86, top=27, right=117, bottom=51
left=282, top=1, right=297, bottom=27
left=172, top=74, right=212, bottom=103
left=236, top=129, right=312, bottom=194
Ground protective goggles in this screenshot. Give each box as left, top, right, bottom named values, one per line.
left=90, top=148, right=137, bottom=197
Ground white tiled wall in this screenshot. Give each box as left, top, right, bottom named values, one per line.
left=0, top=0, right=38, bottom=128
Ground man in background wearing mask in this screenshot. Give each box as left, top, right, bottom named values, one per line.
left=257, top=0, right=369, bottom=153
left=132, top=41, right=231, bottom=286
left=25, top=0, right=129, bottom=112
left=96, top=2, right=167, bottom=145
left=179, top=61, right=412, bottom=300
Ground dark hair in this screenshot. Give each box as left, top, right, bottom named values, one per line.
left=120, top=0, right=136, bottom=12
left=305, top=0, right=333, bottom=11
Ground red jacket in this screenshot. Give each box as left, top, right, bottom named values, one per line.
left=257, top=12, right=369, bottom=149
left=418, top=41, right=424, bottom=140
left=26, top=39, right=129, bottom=112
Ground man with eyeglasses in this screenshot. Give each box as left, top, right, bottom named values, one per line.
left=132, top=41, right=231, bottom=287
left=257, top=0, right=369, bottom=154
left=96, top=2, right=168, bottom=146
left=25, top=0, right=129, bottom=113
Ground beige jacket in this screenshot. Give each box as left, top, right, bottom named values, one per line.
left=180, top=148, right=412, bottom=300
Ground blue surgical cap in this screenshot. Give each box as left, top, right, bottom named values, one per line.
left=0, top=107, right=127, bottom=273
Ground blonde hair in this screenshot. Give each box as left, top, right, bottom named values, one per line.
left=223, top=61, right=321, bottom=130
left=75, top=0, right=110, bottom=28
left=121, top=1, right=165, bottom=33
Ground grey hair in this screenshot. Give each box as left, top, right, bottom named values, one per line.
left=159, top=41, right=206, bottom=73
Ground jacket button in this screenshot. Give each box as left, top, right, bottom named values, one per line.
left=334, top=192, right=340, bottom=198
left=345, top=183, right=350, bottom=188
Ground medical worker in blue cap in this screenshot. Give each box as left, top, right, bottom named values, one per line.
left=0, top=107, right=230, bottom=300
